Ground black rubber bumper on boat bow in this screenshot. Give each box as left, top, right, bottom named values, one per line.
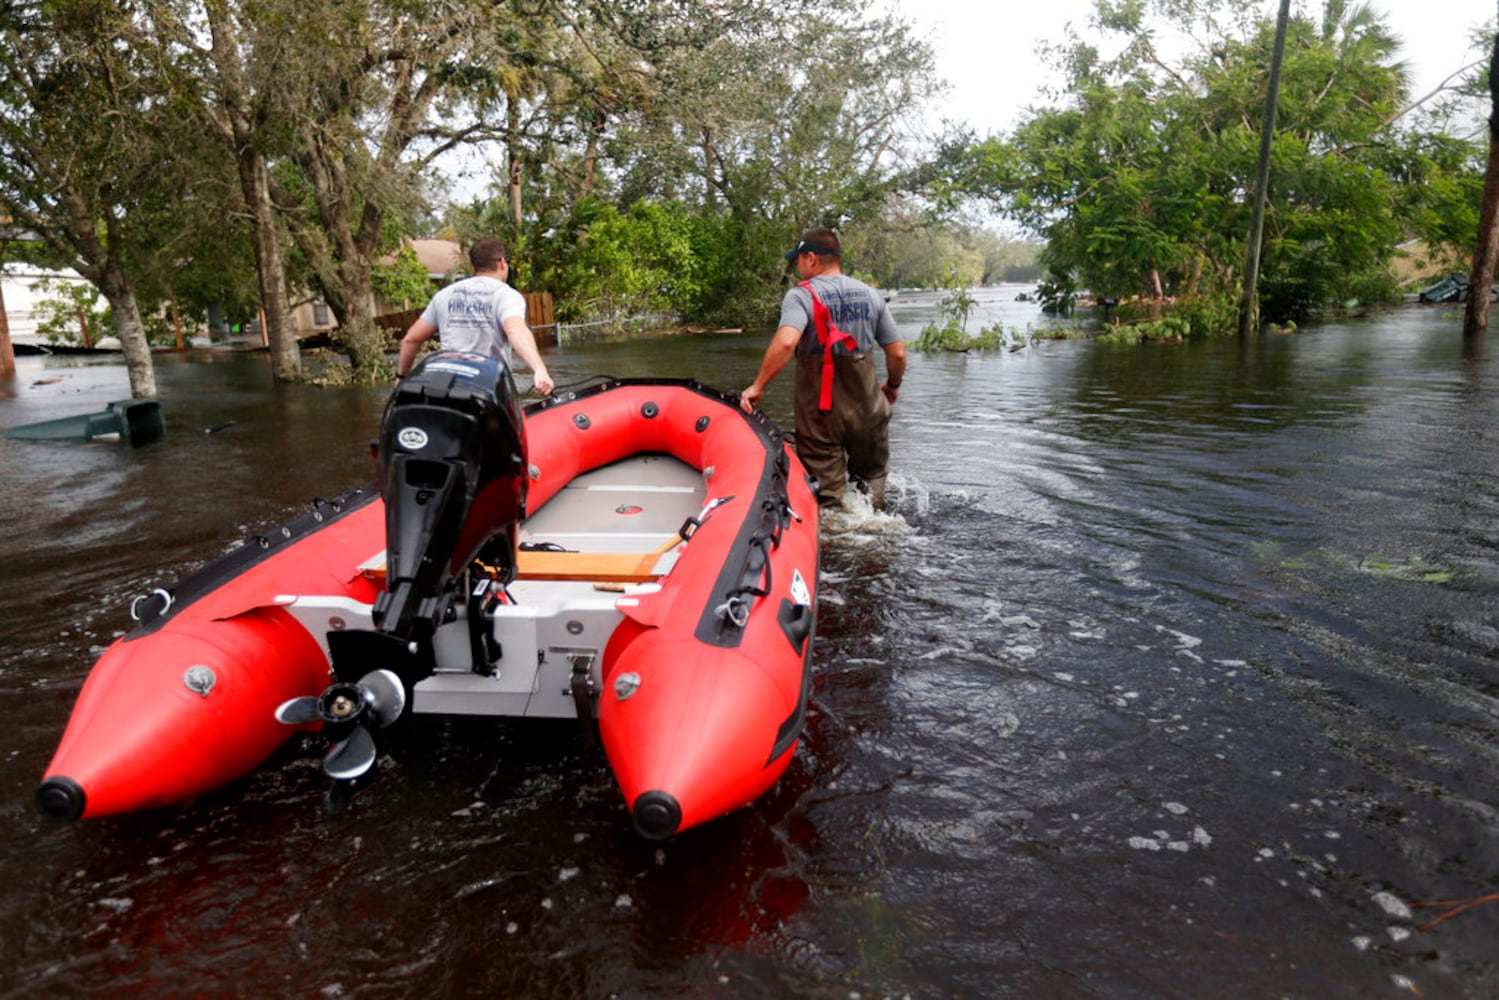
left=36, top=776, right=86, bottom=821
left=632, top=791, right=682, bottom=840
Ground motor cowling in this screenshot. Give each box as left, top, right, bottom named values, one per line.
left=373, top=352, right=529, bottom=644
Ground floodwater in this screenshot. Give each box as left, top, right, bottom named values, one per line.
left=2, top=288, right=1496, bottom=996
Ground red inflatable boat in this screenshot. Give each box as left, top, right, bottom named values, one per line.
left=37, top=361, right=819, bottom=840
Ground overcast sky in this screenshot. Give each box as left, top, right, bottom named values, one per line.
left=890, top=0, right=1494, bottom=137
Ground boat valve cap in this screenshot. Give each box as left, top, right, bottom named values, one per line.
left=631, top=790, right=682, bottom=841
left=36, top=776, right=87, bottom=822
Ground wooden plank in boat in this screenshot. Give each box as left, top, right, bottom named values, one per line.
left=513, top=536, right=682, bottom=583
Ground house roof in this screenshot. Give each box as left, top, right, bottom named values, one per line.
left=405, top=238, right=462, bottom=279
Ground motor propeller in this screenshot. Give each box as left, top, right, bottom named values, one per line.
left=275, top=669, right=407, bottom=781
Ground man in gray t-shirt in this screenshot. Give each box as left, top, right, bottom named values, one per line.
left=780, top=273, right=901, bottom=355
left=396, top=237, right=553, bottom=395
left=741, top=227, right=906, bottom=510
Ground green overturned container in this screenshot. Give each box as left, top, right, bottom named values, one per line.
left=6, top=399, right=166, bottom=446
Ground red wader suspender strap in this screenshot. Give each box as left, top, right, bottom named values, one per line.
left=799, top=281, right=857, bottom=411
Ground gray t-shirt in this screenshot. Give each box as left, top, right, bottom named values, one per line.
left=780, top=274, right=899, bottom=356
left=418, top=275, right=527, bottom=364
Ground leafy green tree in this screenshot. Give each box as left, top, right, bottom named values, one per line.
left=372, top=246, right=435, bottom=313
left=0, top=1, right=200, bottom=396
left=129, top=0, right=580, bottom=382
left=539, top=199, right=710, bottom=323
left=499, top=0, right=941, bottom=326
left=262, top=1, right=521, bottom=379
left=2, top=0, right=949, bottom=379
left=841, top=206, right=1037, bottom=289
left=938, top=0, right=1487, bottom=327
left=184, top=0, right=308, bottom=381
left=31, top=279, right=109, bottom=348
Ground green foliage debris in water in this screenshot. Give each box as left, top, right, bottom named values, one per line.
left=913, top=286, right=1005, bottom=352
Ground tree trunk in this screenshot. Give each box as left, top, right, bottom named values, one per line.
left=97, top=264, right=156, bottom=398
left=507, top=93, right=524, bottom=231
left=580, top=103, right=607, bottom=200
left=240, top=151, right=303, bottom=381
left=0, top=278, right=15, bottom=380
left=1464, top=29, right=1499, bottom=342
left=330, top=264, right=385, bottom=380
left=701, top=127, right=718, bottom=211
left=205, top=7, right=303, bottom=383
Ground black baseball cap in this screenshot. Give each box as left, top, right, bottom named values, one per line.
left=784, top=239, right=841, bottom=262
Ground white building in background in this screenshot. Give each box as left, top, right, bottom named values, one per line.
left=0, top=263, right=96, bottom=346
left=2, top=236, right=465, bottom=351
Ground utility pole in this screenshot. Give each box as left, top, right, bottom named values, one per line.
left=1239, top=0, right=1292, bottom=338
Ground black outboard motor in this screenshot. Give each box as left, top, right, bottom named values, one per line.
left=278, top=355, right=530, bottom=785
left=373, top=351, right=529, bottom=645
left=279, top=351, right=530, bottom=782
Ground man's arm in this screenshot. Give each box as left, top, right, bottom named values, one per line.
left=397, top=318, right=438, bottom=377
left=501, top=315, right=554, bottom=396
left=740, top=324, right=801, bottom=413
left=880, top=339, right=907, bottom=402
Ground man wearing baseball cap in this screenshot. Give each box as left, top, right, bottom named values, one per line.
left=740, top=227, right=906, bottom=510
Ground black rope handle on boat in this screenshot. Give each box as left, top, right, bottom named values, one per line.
left=703, top=448, right=805, bottom=633
left=713, top=521, right=774, bottom=631
left=760, top=463, right=797, bottom=549
left=760, top=498, right=783, bottom=549
left=762, top=448, right=797, bottom=549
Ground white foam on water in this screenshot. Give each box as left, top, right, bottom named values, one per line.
left=1372, top=891, right=1412, bottom=919
left=1155, top=625, right=1204, bottom=649
left=819, top=488, right=913, bottom=542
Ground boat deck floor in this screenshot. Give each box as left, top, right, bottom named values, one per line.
left=515, top=453, right=706, bottom=582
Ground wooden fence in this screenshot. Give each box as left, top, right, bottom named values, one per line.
left=374, top=291, right=556, bottom=346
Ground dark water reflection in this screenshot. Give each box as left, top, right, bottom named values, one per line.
left=3, top=291, right=1497, bottom=996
